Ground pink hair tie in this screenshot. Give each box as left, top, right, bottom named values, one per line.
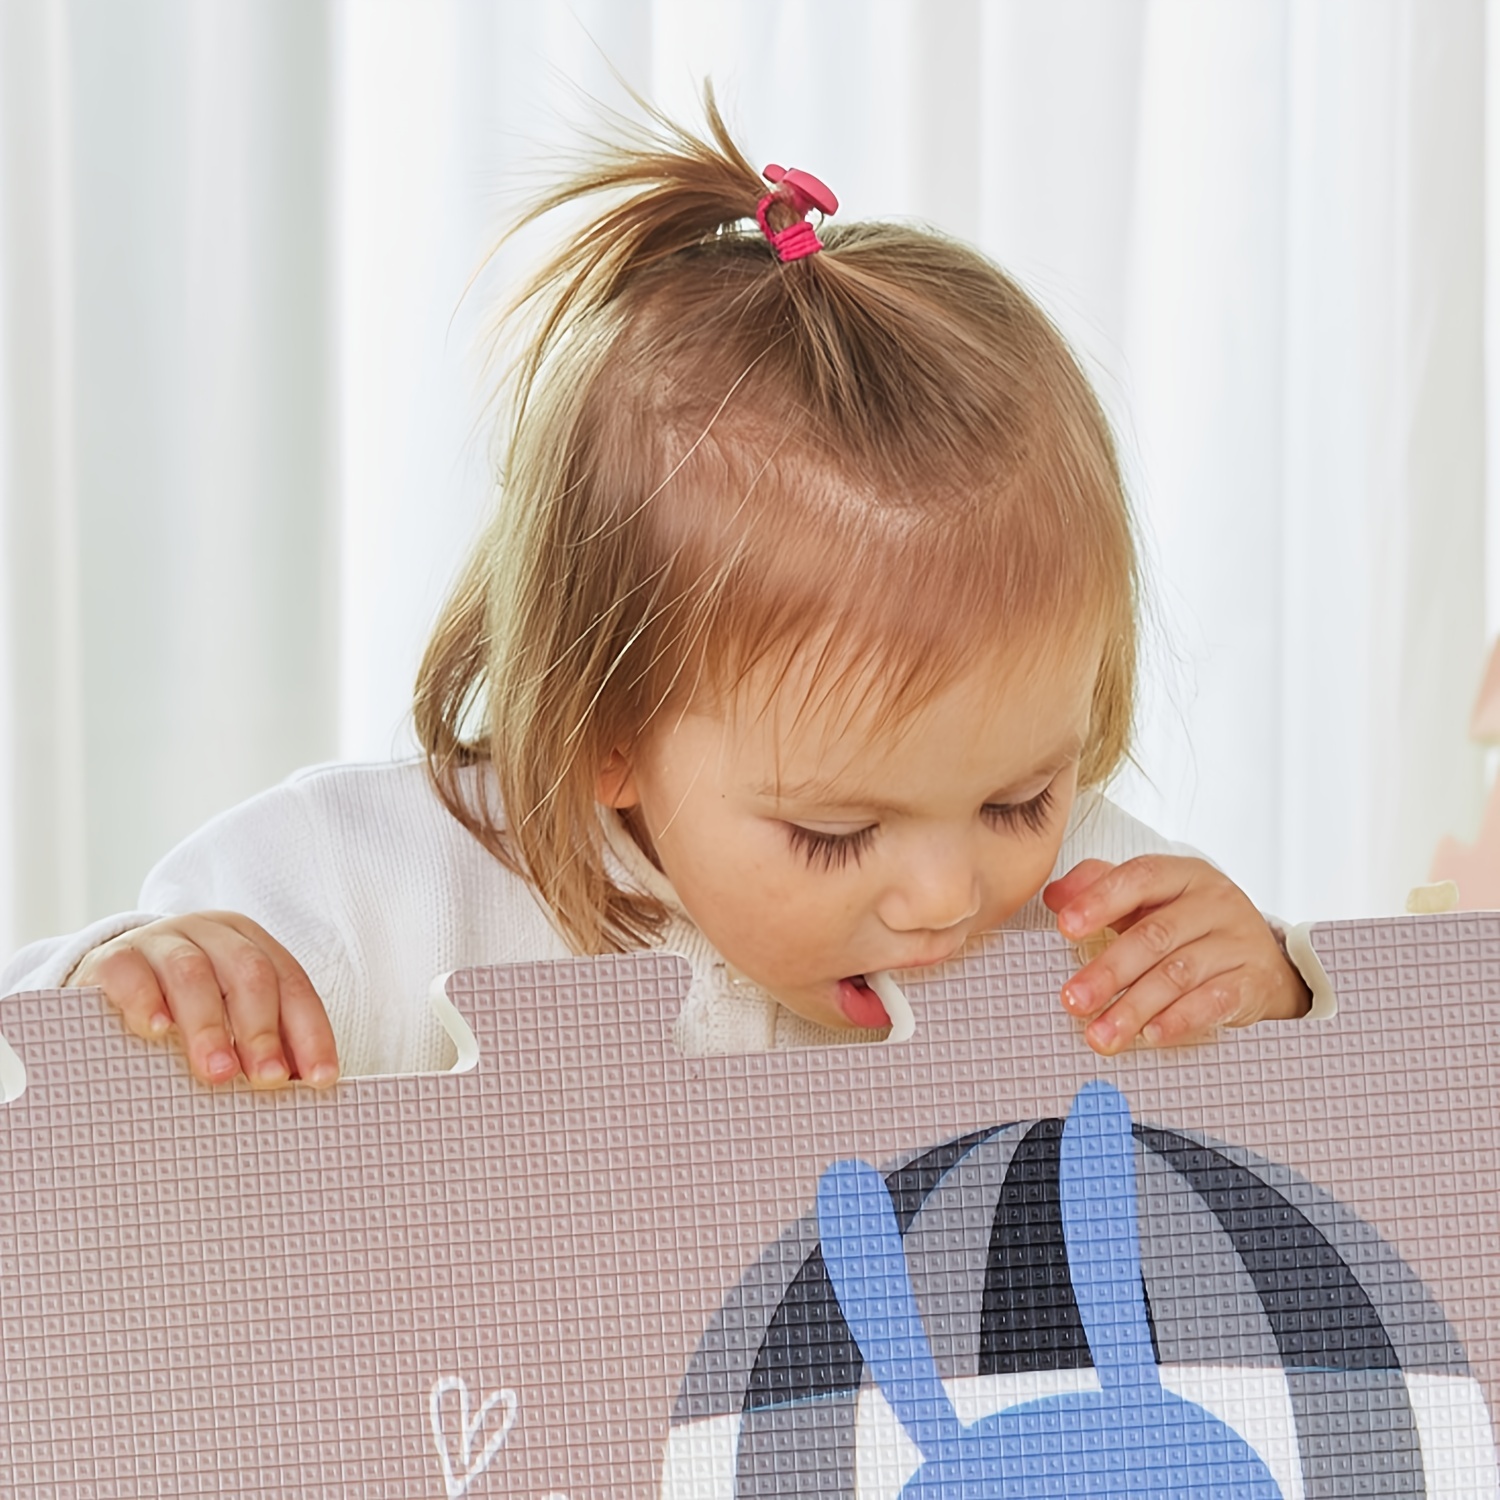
left=756, top=163, right=838, bottom=263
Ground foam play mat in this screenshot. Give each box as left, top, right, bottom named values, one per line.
left=3, top=913, right=1499, bottom=1497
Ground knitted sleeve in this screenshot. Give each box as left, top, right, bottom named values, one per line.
left=0, top=773, right=363, bottom=1068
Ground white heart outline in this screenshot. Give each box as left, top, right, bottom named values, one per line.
left=429, top=1375, right=519, bottom=1499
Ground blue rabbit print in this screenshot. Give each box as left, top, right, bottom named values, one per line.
left=815, top=1081, right=1285, bottom=1499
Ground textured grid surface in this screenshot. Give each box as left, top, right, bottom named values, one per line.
left=2, top=914, right=1499, bottom=1498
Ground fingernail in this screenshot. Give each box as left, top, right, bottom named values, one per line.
left=1063, top=983, right=1089, bottom=1013
left=148, top=1012, right=171, bottom=1036
left=309, top=1063, right=337, bottom=1088
left=255, top=1059, right=289, bottom=1084
left=1142, top=1021, right=1162, bottom=1046
left=207, top=1048, right=238, bottom=1079
left=1088, top=1019, right=1117, bottom=1051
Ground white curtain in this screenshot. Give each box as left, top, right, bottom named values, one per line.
left=0, top=0, right=337, bottom=955
left=0, top=0, right=1489, bottom=961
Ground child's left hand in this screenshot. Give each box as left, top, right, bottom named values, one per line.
left=1043, top=856, right=1311, bottom=1055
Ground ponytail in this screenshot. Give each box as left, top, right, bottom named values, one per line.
left=489, top=86, right=774, bottom=457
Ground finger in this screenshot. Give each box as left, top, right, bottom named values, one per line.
left=231, top=934, right=338, bottom=1087
left=1133, top=967, right=1258, bottom=1050
left=174, top=917, right=294, bottom=1088
left=1042, top=860, right=1115, bottom=914
left=279, top=987, right=340, bottom=1088
left=1054, top=855, right=1196, bottom=940
left=1062, top=901, right=1215, bottom=1023
left=134, top=931, right=242, bottom=1085
left=205, top=913, right=338, bottom=1086
left=1081, top=939, right=1242, bottom=1054
left=72, top=943, right=173, bottom=1041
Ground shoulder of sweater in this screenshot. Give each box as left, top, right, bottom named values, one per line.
left=221, top=757, right=504, bottom=849
left=1061, top=787, right=1205, bottom=864
left=137, top=757, right=507, bottom=906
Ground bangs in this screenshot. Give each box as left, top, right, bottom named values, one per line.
left=630, top=436, right=1135, bottom=753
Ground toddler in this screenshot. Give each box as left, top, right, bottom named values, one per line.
left=0, top=96, right=1312, bottom=1085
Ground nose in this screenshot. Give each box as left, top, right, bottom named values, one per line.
left=876, top=835, right=983, bottom=937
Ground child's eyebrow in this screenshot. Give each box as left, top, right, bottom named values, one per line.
left=755, top=743, right=1084, bottom=812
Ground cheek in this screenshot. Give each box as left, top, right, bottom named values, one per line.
left=1008, top=841, right=1064, bottom=901
left=654, top=809, right=779, bottom=917
left=673, top=827, right=864, bottom=970
left=704, top=829, right=842, bottom=927
left=984, top=800, right=1078, bottom=916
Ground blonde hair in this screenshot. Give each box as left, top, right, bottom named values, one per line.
left=414, top=88, right=1140, bottom=955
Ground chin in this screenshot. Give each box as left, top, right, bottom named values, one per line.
left=759, top=984, right=851, bottom=1033
left=722, top=959, right=864, bottom=1033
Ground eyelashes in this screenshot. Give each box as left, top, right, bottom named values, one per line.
left=785, top=822, right=880, bottom=871
left=785, top=784, right=1058, bottom=871
left=991, top=782, right=1057, bottom=836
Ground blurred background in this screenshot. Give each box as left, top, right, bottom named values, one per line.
left=0, top=0, right=1494, bottom=955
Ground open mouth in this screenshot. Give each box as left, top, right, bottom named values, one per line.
left=836, top=973, right=891, bottom=1029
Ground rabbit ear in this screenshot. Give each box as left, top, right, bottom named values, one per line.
left=816, top=1159, right=965, bottom=1461
left=1059, top=1082, right=1160, bottom=1393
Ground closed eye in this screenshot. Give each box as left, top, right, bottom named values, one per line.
left=983, top=783, right=1056, bottom=835
left=785, top=822, right=878, bottom=871
left=786, top=783, right=1059, bottom=870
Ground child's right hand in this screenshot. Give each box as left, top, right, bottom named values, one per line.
left=66, top=912, right=338, bottom=1089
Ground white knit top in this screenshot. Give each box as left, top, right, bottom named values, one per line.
left=0, top=758, right=1201, bottom=1072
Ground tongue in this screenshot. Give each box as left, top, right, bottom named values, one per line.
left=839, top=976, right=891, bottom=1028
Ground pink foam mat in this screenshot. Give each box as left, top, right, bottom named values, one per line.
left=2, top=914, right=1499, bottom=1498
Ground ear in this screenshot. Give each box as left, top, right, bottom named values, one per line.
left=595, top=747, right=640, bottom=809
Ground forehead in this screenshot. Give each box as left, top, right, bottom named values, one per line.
left=716, top=643, right=1099, bottom=797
